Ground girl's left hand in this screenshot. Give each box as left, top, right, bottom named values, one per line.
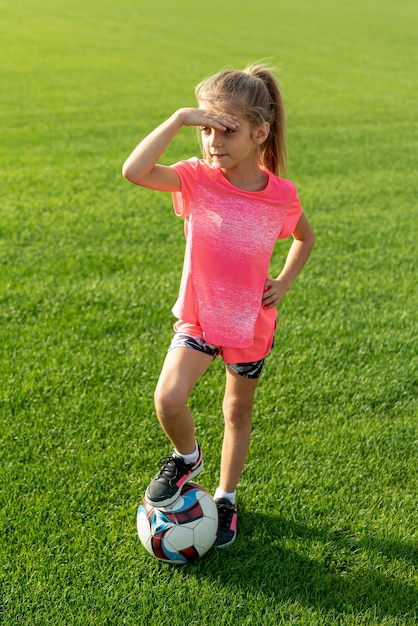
left=262, top=278, right=289, bottom=309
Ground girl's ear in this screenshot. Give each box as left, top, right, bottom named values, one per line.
left=254, top=122, right=270, bottom=145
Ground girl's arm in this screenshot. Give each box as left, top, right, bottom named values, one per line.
left=122, top=108, right=238, bottom=192
left=262, top=212, right=315, bottom=309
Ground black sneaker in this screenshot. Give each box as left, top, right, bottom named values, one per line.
left=214, top=498, right=238, bottom=547
left=144, top=447, right=203, bottom=507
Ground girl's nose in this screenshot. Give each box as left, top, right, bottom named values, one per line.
left=210, top=129, right=222, bottom=146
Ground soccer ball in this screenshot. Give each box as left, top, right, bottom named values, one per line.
left=136, top=482, right=219, bottom=565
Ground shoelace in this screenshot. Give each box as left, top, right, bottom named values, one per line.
left=217, top=502, right=235, bottom=528
left=156, top=455, right=186, bottom=483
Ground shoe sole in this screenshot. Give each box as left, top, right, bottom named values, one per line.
left=144, top=460, right=203, bottom=508
left=215, top=533, right=237, bottom=548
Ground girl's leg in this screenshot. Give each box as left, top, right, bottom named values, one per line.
left=154, top=347, right=214, bottom=455
left=219, top=366, right=259, bottom=493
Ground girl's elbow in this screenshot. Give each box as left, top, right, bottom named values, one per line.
left=122, top=161, right=135, bottom=182
left=122, top=165, right=145, bottom=186
left=122, top=160, right=151, bottom=186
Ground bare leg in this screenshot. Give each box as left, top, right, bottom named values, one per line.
left=219, top=366, right=259, bottom=493
left=154, top=347, right=214, bottom=455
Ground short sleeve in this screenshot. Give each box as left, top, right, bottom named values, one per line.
left=279, top=189, right=303, bottom=239
left=171, top=158, right=201, bottom=217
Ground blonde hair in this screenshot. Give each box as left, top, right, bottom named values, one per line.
left=195, top=63, right=286, bottom=176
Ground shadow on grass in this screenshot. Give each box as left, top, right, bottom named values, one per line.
left=190, top=509, right=418, bottom=621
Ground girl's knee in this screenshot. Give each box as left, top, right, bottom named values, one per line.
left=154, top=384, right=187, bottom=419
left=222, top=396, right=253, bottom=428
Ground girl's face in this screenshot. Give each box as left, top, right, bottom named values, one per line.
left=199, top=104, right=269, bottom=177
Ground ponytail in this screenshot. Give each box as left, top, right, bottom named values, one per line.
left=244, top=64, right=287, bottom=176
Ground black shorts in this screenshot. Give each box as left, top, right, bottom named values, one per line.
left=168, top=333, right=266, bottom=379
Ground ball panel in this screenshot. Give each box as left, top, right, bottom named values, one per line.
left=136, top=505, right=154, bottom=556
left=192, top=515, right=218, bottom=550
left=151, top=531, right=180, bottom=563
left=198, top=492, right=219, bottom=519
left=178, top=545, right=200, bottom=563
left=165, top=525, right=194, bottom=551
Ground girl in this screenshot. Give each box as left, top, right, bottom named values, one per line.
left=123, top=64, right=315, bottom=547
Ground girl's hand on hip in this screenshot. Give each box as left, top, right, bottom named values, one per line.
left=262, top=278, right=289, bottom=309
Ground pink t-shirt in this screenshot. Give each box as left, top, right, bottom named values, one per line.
left=171, top=158, right=303, bottom=351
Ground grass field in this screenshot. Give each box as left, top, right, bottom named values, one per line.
left=1, top=0, right=417, bottom=623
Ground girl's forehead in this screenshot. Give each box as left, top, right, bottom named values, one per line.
left=198, top=100, right=244, bottom=119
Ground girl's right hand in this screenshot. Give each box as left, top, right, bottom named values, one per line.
left=177, top=107, right=239, bottom=132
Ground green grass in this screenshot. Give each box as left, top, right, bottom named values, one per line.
left=1, top=0, right=417, bottom=624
